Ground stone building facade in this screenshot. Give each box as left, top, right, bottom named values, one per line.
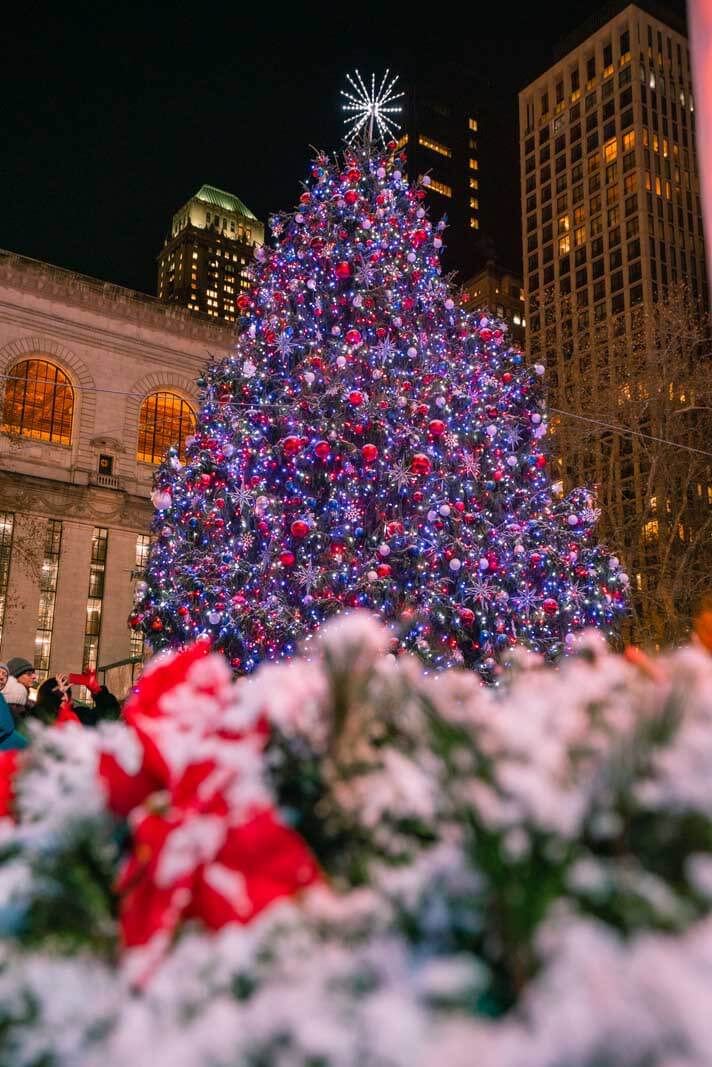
left=0, top=249, right=234, bottom=694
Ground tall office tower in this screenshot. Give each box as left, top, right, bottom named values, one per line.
left=396, top=73, right=482, bottom=276
left=461, top=260, right=527, bottom=347
left=519, top=3, right=710, bottom=645
left=157, top=185, right=265, bottom=322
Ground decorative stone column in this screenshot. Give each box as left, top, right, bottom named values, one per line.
left=49, top=521, right=94, bottom=674
left=98, top=528, right=136, bottom=667
left=0, top=513, right=46, bottom=664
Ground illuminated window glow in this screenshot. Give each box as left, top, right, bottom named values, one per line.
left=2, top=359, right=74, bottom=445
left=137, top=392, right=196, bottom=465
left=418, top=134, right=452, bottom=158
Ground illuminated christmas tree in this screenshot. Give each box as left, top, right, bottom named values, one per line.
left=132, top=76, right=627, bottom=675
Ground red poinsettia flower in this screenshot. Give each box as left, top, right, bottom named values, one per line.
left=118, top=804, right=321, bottom=949
left=122, top=638, right=212, bottom=725
left=188, top=809, right=322, bottom=929
left=0, top=751, right=19, bottom=819
left=98, top=750, right=167, bottom=819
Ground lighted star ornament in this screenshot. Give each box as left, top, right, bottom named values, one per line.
left=341, top=69, right=404, bottom=144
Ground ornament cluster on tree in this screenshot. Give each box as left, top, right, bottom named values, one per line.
left=133, top=141, right=627, bottom=674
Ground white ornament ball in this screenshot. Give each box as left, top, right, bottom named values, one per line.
left=435, top=395, right=446, bottom=407
left=416, top=208, right=426, bottom=218
left=507, top=455, right=517, bottom=466
left=368, top=569, right=378, bottom=581
left=378, top=543, right=391, bottom=557
left=449, top=558, right=462, bottom=572
left=514, top=543, right=525, bottom=555
left=336, top=356, right=347, bottom=368
left=531, top=413, right=542, bottom=424
left=407, top=252, right=416, bottom=263
left=534, top=363, right=546, bottom=376
left=567, top=514, right=579, bottom=526
left=619, top=572, right=630, bottom=586
left=407, top=346, right=418, bottom=358
left=393, top=170, right=402, bottom=180
left=151, top=490, right=171, bottom=510
left=427, top=510, right=437, bottom=522
left=361, top=218, right=371, bottom=230
left=372, top=368, right=383, bottom=379
left=433, top=237, right=442, bottom=248
left=439, top=504, right=451, bottom=516
left=208, top=611, right=221, bottom=625
left=242, top=359, right=256, bottom=379
left=445, top=298, right=455, bottom=310
left=331, top=325, right=341, bottom=336
left=352, top=293, right=363, bottom=307
left=307, top=278, right=316, bottom=290
left=304, top=371, right=315, bottom=385
left=486, top=424, right=497, bottom=437
left=393, top=316, right=402, bottom=327
left=295, top=213, right=304, bottom=223
left=479, top=557, right=489, bottom=570
left=377, top=167, right=386, bottom=179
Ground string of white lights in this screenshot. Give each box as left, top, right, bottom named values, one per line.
left=0, top=372, right=709, bottom=459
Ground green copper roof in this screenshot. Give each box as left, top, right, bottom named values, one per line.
left=195, top=184, right=258, bottom=221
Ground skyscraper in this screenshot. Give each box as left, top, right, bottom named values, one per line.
left=396, top=73, right=482, bottom=275
left=157, top=185, right=264, bottom=322
left=518, top=3, right=710, bottom=644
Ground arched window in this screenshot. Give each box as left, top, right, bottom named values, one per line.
left=1, top=359, right=74, bottom=445
left=137, top=391, right=196, bottom=464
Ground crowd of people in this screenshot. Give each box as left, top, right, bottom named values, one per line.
left=0, top=657, right=120, bottom=750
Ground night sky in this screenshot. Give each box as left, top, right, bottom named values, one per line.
left=1, top=0, right=687, bottom=293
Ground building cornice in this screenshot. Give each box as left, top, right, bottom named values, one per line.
left=0, top=469, right=152, bottom=531
left=0, top=248, right=237, bottom=347
left=0, top=300, right=229, bottom=368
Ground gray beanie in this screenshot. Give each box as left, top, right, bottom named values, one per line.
left=7, top=657, right=34, bottom=678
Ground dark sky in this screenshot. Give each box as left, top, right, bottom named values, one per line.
left=1, top=0, right=687, bottom=293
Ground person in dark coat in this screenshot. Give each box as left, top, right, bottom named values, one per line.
left=31, top=676, right=70, bottom=726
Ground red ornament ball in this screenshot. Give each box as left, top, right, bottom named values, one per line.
left=314, top=440, right=331, bottom=460
left=151, top=618, right=163, bottom=632
left=361, top=443, right=378, bottom=463
left=459, top=607, right=475, bottom=625
left=291, top=520, right=310, bottom=539
left=348, top=390, right=364, bottom=406
left=279, top=551, right=296, bottom=567
left=376, top=563, right=392, bottom=578
left=335, top=261, right=352, bottom=279
left=282, top=436, right=302, bottom=457
left=345, top=328, right=362, bottom=346
left=542, top=597, right=559, bottom=615
left=429, top=419, right=446, bottom=437
left=411, top=453, right=432, bottom=476
left=480, top=328, right=493, bottom=342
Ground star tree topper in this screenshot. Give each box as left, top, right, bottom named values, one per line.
left=341, top=69, right=404, bottom=144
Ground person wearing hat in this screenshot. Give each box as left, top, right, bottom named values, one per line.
left=0, top=661, right=27, bottom=751
left=4, top=657, right=37, bottom=722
